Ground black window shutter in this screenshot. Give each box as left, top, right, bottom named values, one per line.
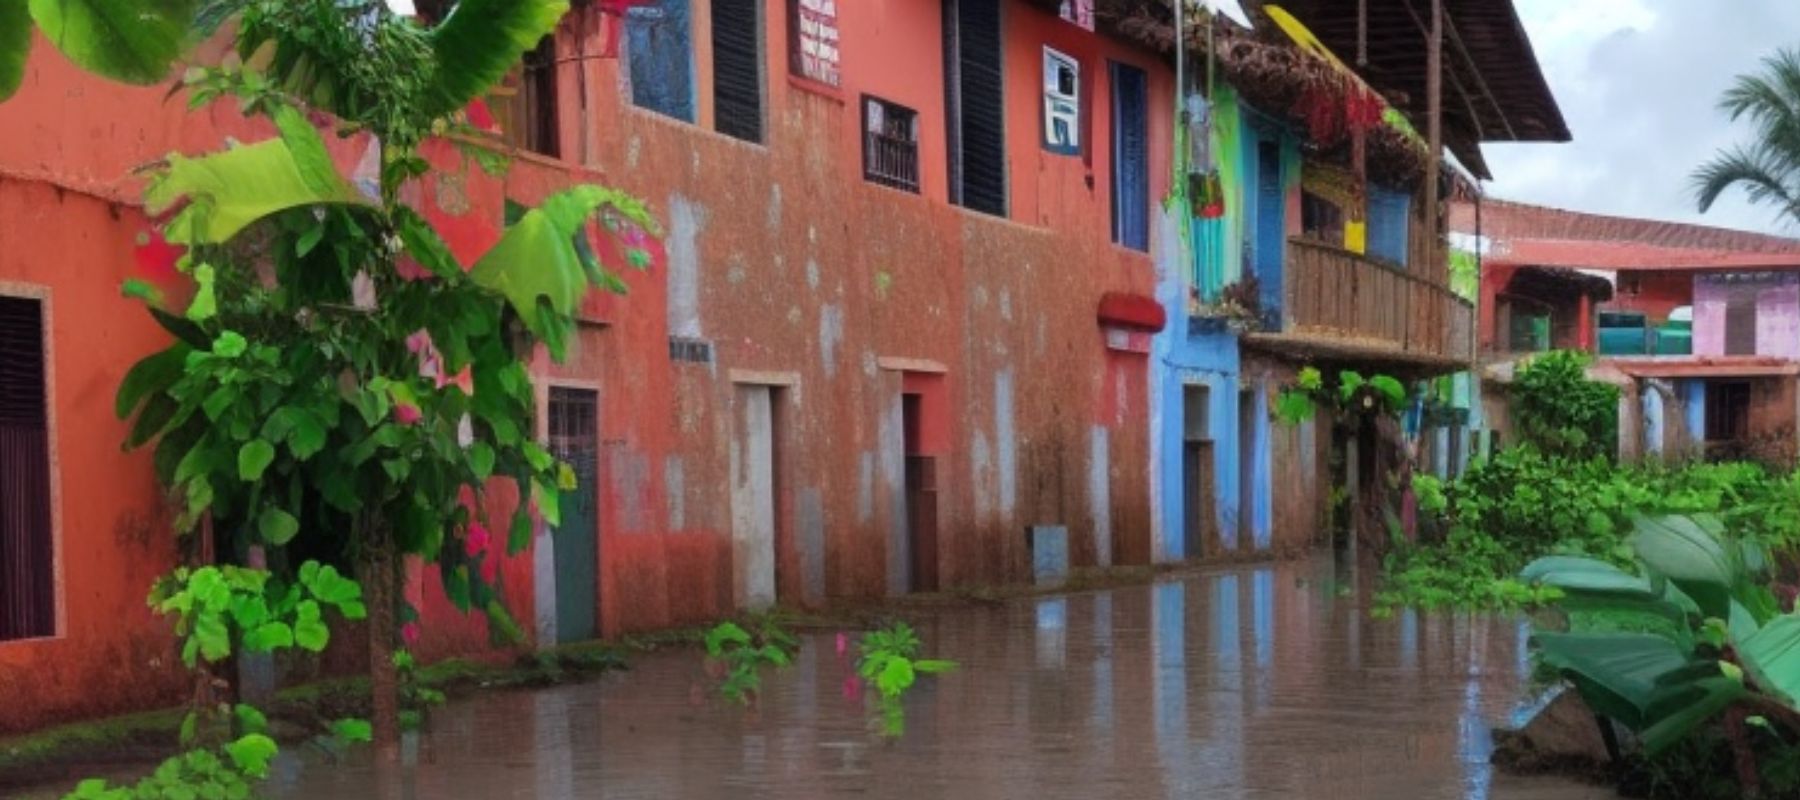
left=1110, top=62, right=1149, bottom=251
left=712, top=0, right=763, bottom=143
left=955, top=0, right=1006, bottom=216
left=0, top=295, right=53, bottom=641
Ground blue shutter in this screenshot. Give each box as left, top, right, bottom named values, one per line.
left=1254, top=140, right=1284, bottom=326
left=1110, top=62, right=1149, bottom=252
left=1368, top=186, right=1411, bottom=267
left=627, top=0, right=694, bottom=122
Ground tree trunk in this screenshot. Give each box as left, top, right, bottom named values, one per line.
left=363, top=520, right=402, bottom=763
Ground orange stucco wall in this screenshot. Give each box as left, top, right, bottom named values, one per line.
left=0, top=0, right=1173, bottom=730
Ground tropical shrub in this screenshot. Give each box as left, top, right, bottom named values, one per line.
left=1511, top=350, right=1620, bottom=460
left=1523, top=515, right=1800, bottom=795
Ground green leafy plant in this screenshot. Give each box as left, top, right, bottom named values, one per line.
left=703, top=620, right=798, bottom=705
left=1523, top=515, right=1800, bottom=794
left=1512, top=350, right=1620, bottom=460
left=0, top=0, right=197, bottom=102
left=1274, top=367, right=1411, bottom=425
left=856, top=622, right=956, bottom=737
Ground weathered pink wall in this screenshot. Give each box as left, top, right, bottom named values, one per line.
left=1693, top=273, right=1800, bottom=358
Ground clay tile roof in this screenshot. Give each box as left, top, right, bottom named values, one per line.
left=1452, top=198, right=1800, bottom=272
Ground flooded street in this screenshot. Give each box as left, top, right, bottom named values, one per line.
left=264, top=556, right=1609, bottom=799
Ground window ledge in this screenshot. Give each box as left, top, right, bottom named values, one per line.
left=787, top=74, right=846, bottom=104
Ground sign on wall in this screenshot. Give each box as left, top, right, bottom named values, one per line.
left=794, top=0, right=842, bottom=87
left=1059, top=0, right=1094, bottom=30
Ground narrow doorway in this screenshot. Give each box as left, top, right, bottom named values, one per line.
left=1237, top=388, right=1256, bottom=548
left=1705, top=380, right=1752, bottom=458
left=547, top=387, right=599, bottom=643
left=1181, top=384, right=1213, bottom=559
left=733, top=385, right=782, bottom=609
left=903, top=394, right=939, bottom=592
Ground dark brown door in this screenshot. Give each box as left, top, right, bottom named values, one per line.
left=902, top=394, right=938, bottom=592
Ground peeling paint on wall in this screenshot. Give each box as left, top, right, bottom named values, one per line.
left=996, top=369, right=1018, bottom=517
left=879, top=394, right=908, bottom=596
left=768, top=183, right=783, bottom=233
left=972, top=432, right=994, bottom=520
left=806, top=258, right=820, bottom=290
left=819, top=304, right=843, bottom=378
left=1089, top=425, right=1112, bottom=567
left=798, top=487, right=824, bottom=603
left=664, top=456, right=685, bottom=530
left=609, top=448, right=652, bottom=535
left=667, top=194, right=706, bottom=337
left=857, top=450, right=876, bottom=524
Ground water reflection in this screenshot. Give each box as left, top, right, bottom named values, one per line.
left=264, top=554, right=1608, bottom=800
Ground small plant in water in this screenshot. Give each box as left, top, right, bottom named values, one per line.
left=704, top=618, right=799, bottom=704
left=856, top=622, right=956, bottom=737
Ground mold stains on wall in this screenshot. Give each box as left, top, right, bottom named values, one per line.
left=797, top=487, right=825, bottom=603
left=667, top=193, right=706, bottom=337
left=857, top=450, right=876, bottom=524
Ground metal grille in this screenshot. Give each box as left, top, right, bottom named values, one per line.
left=668, top=336, right=714, bottom=364
left=863, top=97, right=920, bottom=193
left=548, top=388, right=597, bottom=518
left=0, top=296, right=53, bottom=641
left=711, top=0, right=764, bottom=143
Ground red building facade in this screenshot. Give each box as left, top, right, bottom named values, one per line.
left=0, top=2, right=1173, bottom=732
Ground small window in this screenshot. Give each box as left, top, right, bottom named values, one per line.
left=1110, top=61, right=1149, bottom=251
left=1301, top=191, right=1344, bottom=246
left=0, top=295, right=54, bottom=641
left=863, top=96, right=921, bottom=193
left=1042, top=47, right=1080, bottom=155
left=626, top=0, right=696, bottom=122
left=788, top=0, right=841, bottom=87
left=711, top=0, right=764, bottom=143
left=491, top=37, right=560, bottom=158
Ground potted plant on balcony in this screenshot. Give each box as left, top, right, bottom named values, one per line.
left=1192, top=274, right=1263, bottom=334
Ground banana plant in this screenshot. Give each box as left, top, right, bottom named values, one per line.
left=0, top=0, right=200, bottom=101
left=1523, top=514, right=1800, bottom=761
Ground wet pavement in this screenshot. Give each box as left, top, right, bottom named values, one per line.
left=263, top=554, right=1612, bottom=799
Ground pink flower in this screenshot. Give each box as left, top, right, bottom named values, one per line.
left=394, top=403, right=422, bottom=426
left=401, top=622, right=420, bottom=645
left=405, top=329, right=434, bottom=355
left=465, top=99, right=497, bottom=132
left=436, top=364, right=473, bottom=396
left=841, top=675, right=862, bottom=701
left=133, top=228, right=184, bottom=282
left=835, top=632, right=848, bottom=658
left=465, top=522, right=490, bottom=558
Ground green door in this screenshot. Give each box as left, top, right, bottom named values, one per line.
left=548, top=388, right=599, bottom=643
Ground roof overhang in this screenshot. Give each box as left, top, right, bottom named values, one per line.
left=1603, top=356, right=1800, bottom=379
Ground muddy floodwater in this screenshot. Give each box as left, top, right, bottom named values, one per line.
left=263, top=555, right=1610, bottom=799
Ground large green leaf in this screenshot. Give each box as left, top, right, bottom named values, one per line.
left=422, top=0, right=567, bottom=117
left=1639, top=675, right=1747, bottom=756
left=145, top=117, right=370, bottom=245
left=0, top=0, right=29, bottom=101
left=1534, top=631, right=1694, bottom=729
left=1630, top=515, right=1737, bottom=620
left=468, top=185, right=654, bottom=352
left=1522, top=555, right=1658, bottom=598
left=115, top=344, right=191, bottom=420
left=28, top=0, right=195, bottom=86
left=1740, top=615, right=1800, bottom=708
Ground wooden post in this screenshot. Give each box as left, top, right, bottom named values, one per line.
left=1424, top=0, right=1444, bottom=286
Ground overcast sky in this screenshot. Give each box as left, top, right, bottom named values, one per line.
left=1478, top=0, right=1800, bottom=237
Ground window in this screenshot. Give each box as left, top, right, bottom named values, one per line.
left=1301, top=191, right=1344, bottom=246
left=1109, top=61, right=1148, bottom=251
left=491, top=36, right=560, bottom=158
left=1366, top=186, right=1411, bottom=267
left=1042, top=48, right=1079, bottom=155
left=863, top=96, right=921, bottom=193
left=943, top=0, right=1006, bottom=216
left=788, top=0, right=841, bottom=87
left=0, top=295, right=53, bottom=641
left=711, top=0, right=764, bottom=143
left=626, top=0, right=695, bottom=122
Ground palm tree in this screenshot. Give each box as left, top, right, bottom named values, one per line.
left=1693, top=48, right=1800, bottom=225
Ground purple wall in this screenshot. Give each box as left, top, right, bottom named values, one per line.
left=1693, top=272, right=1800, bottom=358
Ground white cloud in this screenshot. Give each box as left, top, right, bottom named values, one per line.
left=1481, top=0, right=1800, bottom=237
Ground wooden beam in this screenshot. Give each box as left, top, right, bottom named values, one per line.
left=1425, top=0, right=1442, bottom=284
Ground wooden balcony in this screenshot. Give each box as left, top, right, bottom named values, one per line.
left=1244, top=238, right=1474, bottom=372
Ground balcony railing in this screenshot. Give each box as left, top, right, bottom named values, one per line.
left=1273, top=238, right=1474, bottom=367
